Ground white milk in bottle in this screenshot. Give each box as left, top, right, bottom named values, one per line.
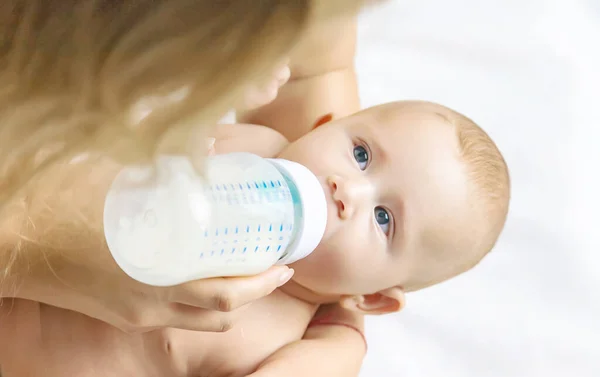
left=104, top=153, right=327, bottom=286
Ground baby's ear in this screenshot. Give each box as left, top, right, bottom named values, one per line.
left=312, top=113, right=334, bottom=129
left=339, top=287, right=405, bottom=315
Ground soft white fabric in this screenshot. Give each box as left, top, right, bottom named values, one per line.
left=356, top=1, right=600, bottom=376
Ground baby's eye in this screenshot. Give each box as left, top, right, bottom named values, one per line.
left=353, top=145, right=369, bottom=170
left=374, top=206, right=391, bottom=236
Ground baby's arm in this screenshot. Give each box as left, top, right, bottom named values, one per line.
left=209, top=125, right=368, bottom=377
left=247, top=305, right=366, bottom=377
left=237, top=14, right=360, bottom=141
left=210, top=123, right=289, bottom=158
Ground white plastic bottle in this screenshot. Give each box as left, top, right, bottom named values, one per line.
left=103, top=152, right=327, bottom=286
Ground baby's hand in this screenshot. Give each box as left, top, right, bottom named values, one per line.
left=238, top=60, right=290, bottom=111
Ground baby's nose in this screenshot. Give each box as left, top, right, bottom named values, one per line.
left=344, top=178, right=374, bottom=200
left=328, top=176, right=373, bottom=219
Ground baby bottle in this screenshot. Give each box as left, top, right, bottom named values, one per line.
left=103, top=152, right=327, bottom=286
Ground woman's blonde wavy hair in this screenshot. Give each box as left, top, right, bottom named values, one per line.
left=0, top=0, right=365, bottom=282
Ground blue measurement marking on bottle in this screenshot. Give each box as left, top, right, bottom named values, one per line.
left=266, top=246, right=270, bottom=252
left=277, top=245, right=282, bottom=252
left=269, top=224, right=272, bottom=232
left=231, top=248, right=235, bottom=254
left=258, top=224, right=261, bottom=232
left=254, top=246, right=259, bottom=252
left=243, top=247, right=247, bottom=253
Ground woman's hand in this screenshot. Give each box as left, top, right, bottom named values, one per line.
left=17, top=254, right=294, bottom=334
left=1, top=156, right=294, bottom=334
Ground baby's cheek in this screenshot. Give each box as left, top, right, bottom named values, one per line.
left=319, top=235, right=369, bottom=282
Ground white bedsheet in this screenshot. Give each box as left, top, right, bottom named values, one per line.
left=356, top=1, right=600, bottom=376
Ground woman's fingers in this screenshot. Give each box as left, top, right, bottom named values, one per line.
left=167, top=266, right=294, bottom=313
left=166, top=303, right=247, bottom=332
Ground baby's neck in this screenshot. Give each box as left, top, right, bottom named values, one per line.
left=277, top=278, right=341, bottom=306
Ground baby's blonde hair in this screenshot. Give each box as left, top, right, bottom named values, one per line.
left=454, top=112, right=510, bottom=263
left=401, top=101, right=510, bottom=292
left=0, top=0, right=365, bottom=285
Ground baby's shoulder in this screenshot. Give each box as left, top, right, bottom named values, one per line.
left=212, top=123, right=289, bottom=158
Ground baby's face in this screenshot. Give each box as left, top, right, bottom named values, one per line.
left=278, top=103, right=473, bottom=297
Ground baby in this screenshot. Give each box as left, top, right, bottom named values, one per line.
left=0, top=100, right=510, bottom=377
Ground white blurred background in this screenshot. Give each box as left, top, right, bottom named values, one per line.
left=356, top=1, right=600, bottom=376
